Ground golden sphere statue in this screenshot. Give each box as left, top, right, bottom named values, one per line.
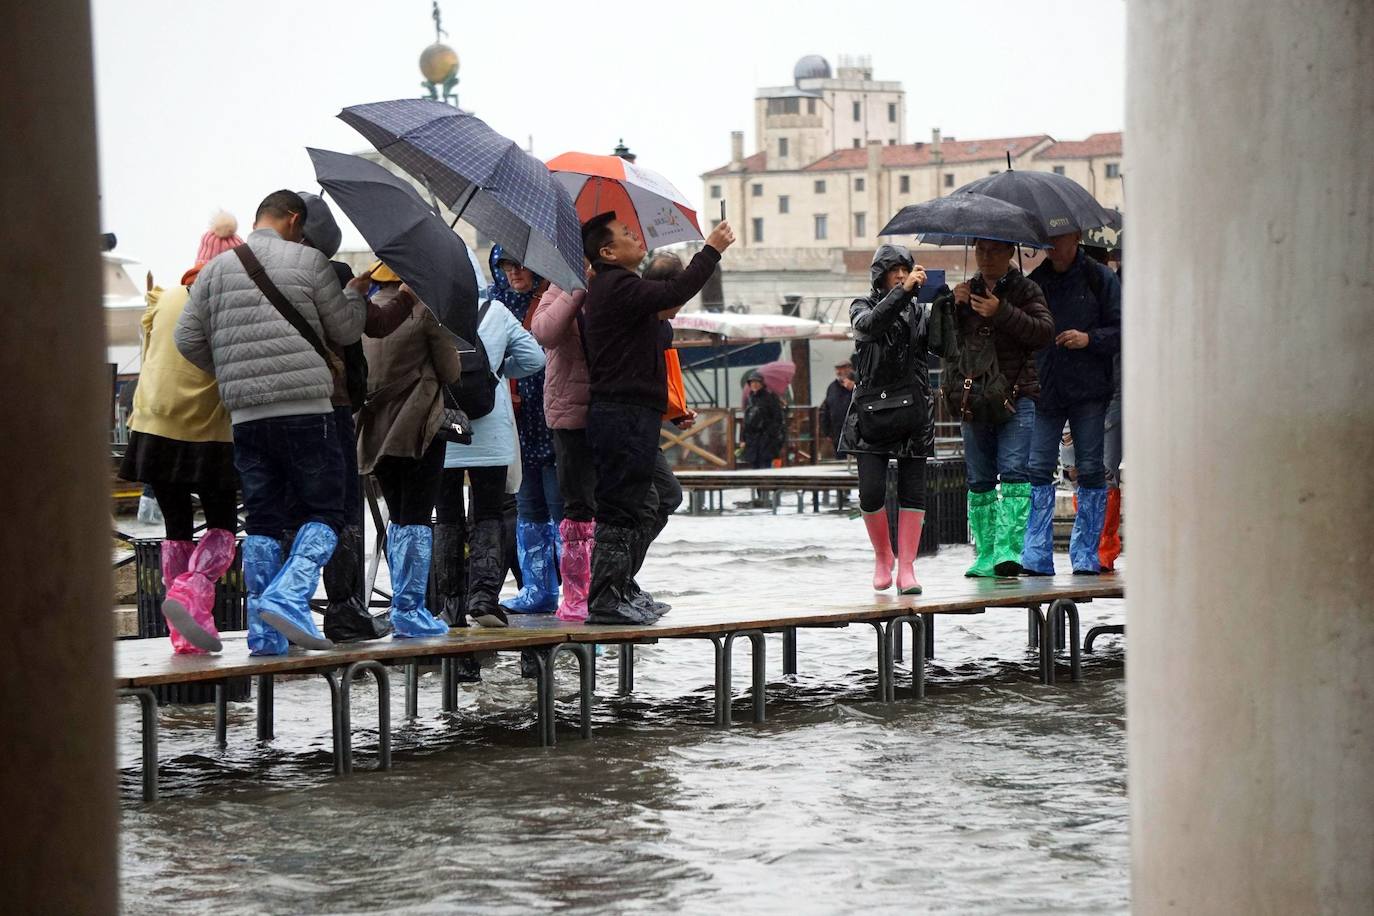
left=420, top=43, right=459, bottom=83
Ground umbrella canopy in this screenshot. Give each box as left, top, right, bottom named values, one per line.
left=955, top=169, right=1122, bottom=236
left=546, top=152, right=702, bottom=249
left=754, top=360, right=796, bottom=396
left=879, top=193, right=1051, bottom=249
left=307, top=147, right=479, bottom=343
left=338, top=99, right=585, bottom=292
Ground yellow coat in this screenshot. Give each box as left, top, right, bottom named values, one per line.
left=129, top=285, right=232, bottom=442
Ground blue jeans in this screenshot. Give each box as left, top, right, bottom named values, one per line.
left=1103, top=395, right=1122, bottom=486
left=1030, top=401, right=1108, bottom=490
left=233, top=413, right=346, bottom=538
left=961, top=397, right=1035, bottom=493
left=516, top=463, right=564, bottom=525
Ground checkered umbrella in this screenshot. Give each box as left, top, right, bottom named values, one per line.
left=339, top=99, right=586, bottom=291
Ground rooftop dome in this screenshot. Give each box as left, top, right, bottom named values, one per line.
left=793, top=54, right=831, bottom=84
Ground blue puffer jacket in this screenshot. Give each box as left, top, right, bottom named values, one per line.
left=1028, top=251, right=1121, bottom=412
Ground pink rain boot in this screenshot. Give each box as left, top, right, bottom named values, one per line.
left=555, top=518, right=596, bottom=622
left=862, top=510, right=895, bottom=591
left=896, top=509, right=925, bottom=595
left=161, top=528, right=235, bottom=654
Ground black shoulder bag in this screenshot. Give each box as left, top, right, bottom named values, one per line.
left=445, top=299, right=499, bottom=419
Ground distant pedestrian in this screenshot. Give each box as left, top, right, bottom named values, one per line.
left=1021, top=231, right=1121, bottom=576
left=936, top=238, right=1054, bottom=578
left=840, top=245, right=936, bottom=595
left=739, top=370, right=786, bottom=469
left=580, top=213, right=735, bottom=625
left=176, top=190, right=368, bottom=655
left=819, top=360, right=856, bottom=458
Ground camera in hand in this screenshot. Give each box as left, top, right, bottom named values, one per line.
left=969, top=276, right=987, bottom=297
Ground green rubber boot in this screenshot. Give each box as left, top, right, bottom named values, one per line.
left=994, top=482, right=1032, bottom=577
left=965, top=489, right=999, bottom=578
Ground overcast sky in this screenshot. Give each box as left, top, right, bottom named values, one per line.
left=92, top=0, right=1124, bottom=282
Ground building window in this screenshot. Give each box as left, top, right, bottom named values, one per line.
left=855, top=177, right=865, bottom=192
left=779, top=137, right=789, bottom=158
left=888, top=139, right=896, bottom=145
left=854, top=212, right=866, bottom=238
left=943, top=173, right=954, bottom=188
left=814, top=179, right=826, bottom=193
left=709, top=184, right=722, bottom=199
left=778, top=195, right=790, bottom=214
left=807, top=98, right=816, bottom=115
left=852, top=101, right=861, bottom=121
left=751, top=183, right=763, bottom=197
left=888, top=103, right=897, bottom=123
left=899, top=175, right=910, bottom=194
left=1105, top=162, right=1121, bottom=178
left=814, top=214, right=829, bottom=240
left=766, top=97, right=801, bottom=116
left=853, top=139, right=861, bottom=149
left=752, top=217, right=764, bottom=243
left=1052, top=165, right=1065, bottom=176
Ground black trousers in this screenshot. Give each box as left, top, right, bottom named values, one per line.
left=435, top=465, right=507, bottom=525
left=856, top=453, right=927, bottom=513
left=373, top=441, right=446, bottom=526
left=151, top=484, right=239, bottom=542
left=587, top=402, right=662, bottom=530
left=552, top=427, right=597, bottom=522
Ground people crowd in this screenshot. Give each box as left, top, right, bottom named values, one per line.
left=130, top=180, right=1119, bottom=657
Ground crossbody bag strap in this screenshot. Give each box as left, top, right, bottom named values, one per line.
left=233, top=244, right=336, bottom=370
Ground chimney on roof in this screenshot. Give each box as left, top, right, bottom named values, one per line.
left=730, top=130, right=744, bottom=168
left=867, top=139, right=883, bottom=172
left=931, top=127, right=942, bottom=159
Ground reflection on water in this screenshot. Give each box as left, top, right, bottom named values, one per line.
left=118, top=509, right=1128, bottom=914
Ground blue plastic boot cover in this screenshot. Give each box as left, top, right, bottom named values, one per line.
left=502, top=519, right=560, bottom=613
left=1070, top=486, right=1108, bottom=574
left=244, top=535, right=289, bottom=656
left=1021, top=484, right=1058, bottom=576
left=257, top=521, right=336, bottom=649
left=389, top=524, right=449, bottom=638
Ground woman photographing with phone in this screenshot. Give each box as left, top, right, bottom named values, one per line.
left=839, top=245, right=938, bottom=595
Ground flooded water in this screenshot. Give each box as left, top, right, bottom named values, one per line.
left=117, top=505, right=1128, bottom=914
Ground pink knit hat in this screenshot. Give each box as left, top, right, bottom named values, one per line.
left=196, top=210, right=244, bottom=264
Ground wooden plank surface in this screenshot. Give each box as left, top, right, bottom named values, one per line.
left=115, top=575, right=1124, bottom=687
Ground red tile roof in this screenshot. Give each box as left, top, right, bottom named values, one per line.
left=803, top=135, right=1051, bottom=171
left=1035, top=132, right=1122, bottom=160
left=702, top=151, right=767, bottom=177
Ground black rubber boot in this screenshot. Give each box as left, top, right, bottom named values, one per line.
left=432, top=523, right=468, bottom=628
left=465, top=519, right=509, bottom=628
left=501, top=494, right=523, bottom=590
left=626, top=520, right=670, bottom=618
left=322, top=525, right=392, bottom=642
left=587, top=524, right=655, bottom=625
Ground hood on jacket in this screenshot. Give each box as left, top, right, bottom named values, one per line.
left=298, top=192, right=343, bottom=259
left=487, top=244, right=545, bottom=314
left=869, top=244, right=914, bottom=293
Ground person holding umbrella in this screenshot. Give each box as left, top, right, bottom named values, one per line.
left=839, top=245, right=936, bottom=594
left=739, top=369, right=787, bottom=470
left=1020, top=231, right=1121, bottom=576
left=936, top=238, right=1054, bottom=578
left=487, top=246, right=564, bottom=616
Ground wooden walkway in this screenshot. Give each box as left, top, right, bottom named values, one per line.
left=675, top=465, right=857, bottom=513
left=115, top=575, right=1124, bottom=802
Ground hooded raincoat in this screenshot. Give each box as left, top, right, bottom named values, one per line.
left=837, top=245, right=936, bottom=459
left=488, top=245, right=555, bottom=474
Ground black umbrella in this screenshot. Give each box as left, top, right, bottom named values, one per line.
left=307, top=147, right=478, bottom=343
left=955, top=168, right=1122, bottom=236
left=879, top=193, right=1051, bottom=248
left=338, top=99, right=585, bottom=292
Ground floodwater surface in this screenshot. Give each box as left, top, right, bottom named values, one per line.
left=117, top=507, right=1128, bottom=914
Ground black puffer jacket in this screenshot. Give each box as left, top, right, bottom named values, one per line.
left=838, top=245, right=935, bottom=458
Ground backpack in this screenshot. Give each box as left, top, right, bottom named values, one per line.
left=446, top=299, right=500, bottom=419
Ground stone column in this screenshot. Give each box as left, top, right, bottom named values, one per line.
left=0, top=1, right=117, bottom=912
left=1126, top=2, right=1373, bottom=912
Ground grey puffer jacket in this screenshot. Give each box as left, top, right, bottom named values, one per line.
left=176, top=228, right=366, bottom=423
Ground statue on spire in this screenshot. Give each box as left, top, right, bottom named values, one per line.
left=419, top=1, right=461, bottom=107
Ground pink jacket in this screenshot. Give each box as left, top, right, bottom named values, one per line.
left=530, top=284, right=590, bottom=430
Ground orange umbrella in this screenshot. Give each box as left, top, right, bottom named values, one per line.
left=546, top=152, right=702, bottom=249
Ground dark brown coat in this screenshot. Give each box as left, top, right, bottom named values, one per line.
left=355, top=301, right=463, bottom=474
left=954, top=269, right=1054, bottom=400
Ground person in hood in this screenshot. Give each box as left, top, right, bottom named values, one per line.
left=838, top=245, right=935, bottom=595
left=739, top=370, right=786, bottom=469
left=1021, top=231, right=1121, bottom=576
left=487, top=245, right=564, bottom=616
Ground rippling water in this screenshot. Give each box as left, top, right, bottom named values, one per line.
left=117, top=507, right=1128, bottom=914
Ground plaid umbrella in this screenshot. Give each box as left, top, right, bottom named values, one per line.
left=338, top=99, right=585, bottom=291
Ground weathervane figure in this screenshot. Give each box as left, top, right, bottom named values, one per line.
left=419, top=1, right=461, bottom=107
